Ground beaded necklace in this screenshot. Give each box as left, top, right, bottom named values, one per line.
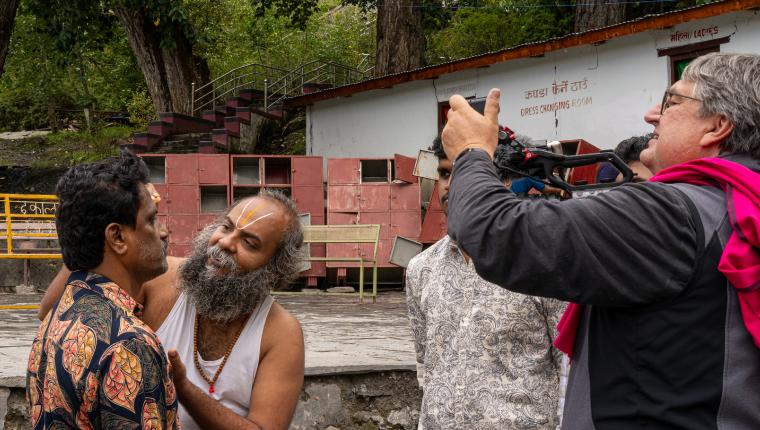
left=192, top=313, right=250, bottom=394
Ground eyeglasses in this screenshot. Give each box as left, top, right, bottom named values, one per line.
left=660, top=90, right=702, bottom=115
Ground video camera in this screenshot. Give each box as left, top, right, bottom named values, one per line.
left=468, top=98, right=634, bottom=195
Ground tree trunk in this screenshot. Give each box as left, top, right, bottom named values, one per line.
left=0, top=0, right=20, bottom=78
left=113, top=4, right=173, bottom=113
left=574, top=0, right=626, bottom=33
left=374, top=0, right=425, bottom=77
left=161, top=30, right=209, bottom=115
left=113, top=3, right=209, bottom=115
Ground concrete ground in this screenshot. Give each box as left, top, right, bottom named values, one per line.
left=0, top=290, right=416, bottom=385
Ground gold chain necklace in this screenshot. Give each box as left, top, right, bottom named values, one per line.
left=192, top=313, right=249, bottom=394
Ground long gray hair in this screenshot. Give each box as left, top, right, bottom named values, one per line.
left=253, top=188, right=304, bottom=289
left=682, top=53, right=760, bottom=159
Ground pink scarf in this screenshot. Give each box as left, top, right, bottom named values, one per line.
left=554, top=157, right=760, bottom=357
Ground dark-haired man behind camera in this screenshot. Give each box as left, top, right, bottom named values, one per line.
left=27, top=151, right=178, bottom=429
left=442, top=52, right=760, bottom=429
left=406, top=136, right=565, bottom=429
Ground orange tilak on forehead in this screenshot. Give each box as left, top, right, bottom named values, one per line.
left=145, top=183, right=161, bottom=204
left=234, top=200, right=273, bottom=230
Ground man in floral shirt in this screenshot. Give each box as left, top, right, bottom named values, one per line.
left=406, top=137, right=565, bottom=429
left=27, top=151, right=178, bottom=429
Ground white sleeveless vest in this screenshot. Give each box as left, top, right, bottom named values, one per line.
left=156, top=292, right=274, bottom=430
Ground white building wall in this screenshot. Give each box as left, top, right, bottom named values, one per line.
left=307, top=10, right=760, bottom=158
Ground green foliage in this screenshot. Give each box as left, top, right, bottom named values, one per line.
left=0, top=125, right=134, bottom=168
left=252, top=0, right=320, bottom=30
left=127, top=90, right=156, bottom=129
left=426, top=1, right=574, bottom=63
left=187, top=0, right=375, bottom=76
left=0, top=2, right=147, bottom=132
left=43, top=126, right=132, bottom=166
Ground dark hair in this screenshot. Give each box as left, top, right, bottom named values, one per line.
left=55, top=150, right=150, bottom=270
left=614, top=135, right=652, bottom=164
left=429, top=136, right=446, bottom=160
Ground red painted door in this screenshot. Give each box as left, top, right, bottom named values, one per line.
left=390, top=183, right=420, bottom=211
left=358, top=212, right=391, bottom=240
left=300, top=243, right=326, bottom=277
left=169, top=243, right=193, bottom=258
left=565, top=139, right=600, bottom=186
left=327, top=158, right=360, bottom=185
left=393, top=154, right=418, bottom=184
left=391, top=211, right=422, bottom=239
left=166, top=155, right=198, bottom=185
left=327, top=212, right=359, bottom=225
left=292, top=185, right=324, bottom=217
left=198, top=214, right=219, bottom=234
left=292, top=157, right=323, bottom=186
left=198, top=155, right=230, bottom=184
left=428, top=185, right=444, bottom=211
left=359, top=185, right=390, bottom=212
left=168, top=215, right=198, bottom=244
left=326, top=212, right=359, bottom=267
left=166, top=185, right=198, bottom=214
left=301, top=214, right=326, bottom=277
left=327, top=185, right=359, bottom=212
left=361, top=239, right=392, bottom=266
left=420, top=210, right=447, bottom=243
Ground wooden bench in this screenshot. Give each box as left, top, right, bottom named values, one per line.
left=302, top=224, right=381, bottom=303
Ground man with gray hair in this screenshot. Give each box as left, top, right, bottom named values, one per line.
left=41, top=189, right=306, bottom=430
left=440, top=52, right=760, bottom=429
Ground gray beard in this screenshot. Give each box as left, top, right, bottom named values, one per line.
left=178, top=225, right=277, bottom=323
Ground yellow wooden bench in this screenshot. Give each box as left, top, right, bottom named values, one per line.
left=301, top=224, right=381, bottom=303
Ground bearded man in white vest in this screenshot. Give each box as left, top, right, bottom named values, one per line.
left=41, top=189, right=305, bottom=430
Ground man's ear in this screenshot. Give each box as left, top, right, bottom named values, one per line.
left=700, top=114, right=734, bottom=151
left=104, top=223, right=129, bottom=256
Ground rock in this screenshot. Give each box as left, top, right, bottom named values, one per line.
left=387, top=408, right=413, bottom=428
left=14, top=285, right=36, bottom=295
left=0, top=130, right=51, bottom=141
left=327, top=286, right=356, bottom=294
left=3, top=388, right=30, bottom=430
left=290, top=383, right=346, bottom=430
left=354, top=383, right=390, bottom=398
left=353, top=411, right=385, bottom=425
left=1, top=387, right=9, bottom=430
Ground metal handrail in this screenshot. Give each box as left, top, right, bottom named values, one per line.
left=262, top=60, right=372, bottom=111
left=192, top=59, right=371, bottom=116
left=192, top=63, right=291, bottom=115
left=0, top=194, right=61, bottom=259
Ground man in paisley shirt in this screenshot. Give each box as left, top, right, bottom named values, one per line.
left=405, top=137, right=565, bottom=429
left=26, top=151, right=179, bottom=429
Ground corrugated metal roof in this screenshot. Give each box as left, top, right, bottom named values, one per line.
left=286, top=0, right=760, bottom=106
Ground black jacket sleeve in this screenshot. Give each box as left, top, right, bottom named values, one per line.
left=447, top=149, right=702, bottom=306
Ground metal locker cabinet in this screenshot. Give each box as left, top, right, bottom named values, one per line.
left=198, top=155, right=230, bottom=185
left=359, top=184, right=390, bottom=212
left=292, top=157, right=324, bottom=186
left=166, top=155, right=198, bottom=185
left=327, top=158, right=360, bottom=185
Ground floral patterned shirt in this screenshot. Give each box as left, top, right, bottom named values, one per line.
left=406, top=236, right=566, bottom=429
left=26, top=271, right=179, bottom=429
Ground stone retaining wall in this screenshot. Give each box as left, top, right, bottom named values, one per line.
left=2, top=370, right=422, bottom=430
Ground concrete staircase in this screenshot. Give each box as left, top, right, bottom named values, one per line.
left=126, top=60, right=371, bottom=155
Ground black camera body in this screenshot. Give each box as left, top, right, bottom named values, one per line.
left=467, top=97, right=634, bottom=194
